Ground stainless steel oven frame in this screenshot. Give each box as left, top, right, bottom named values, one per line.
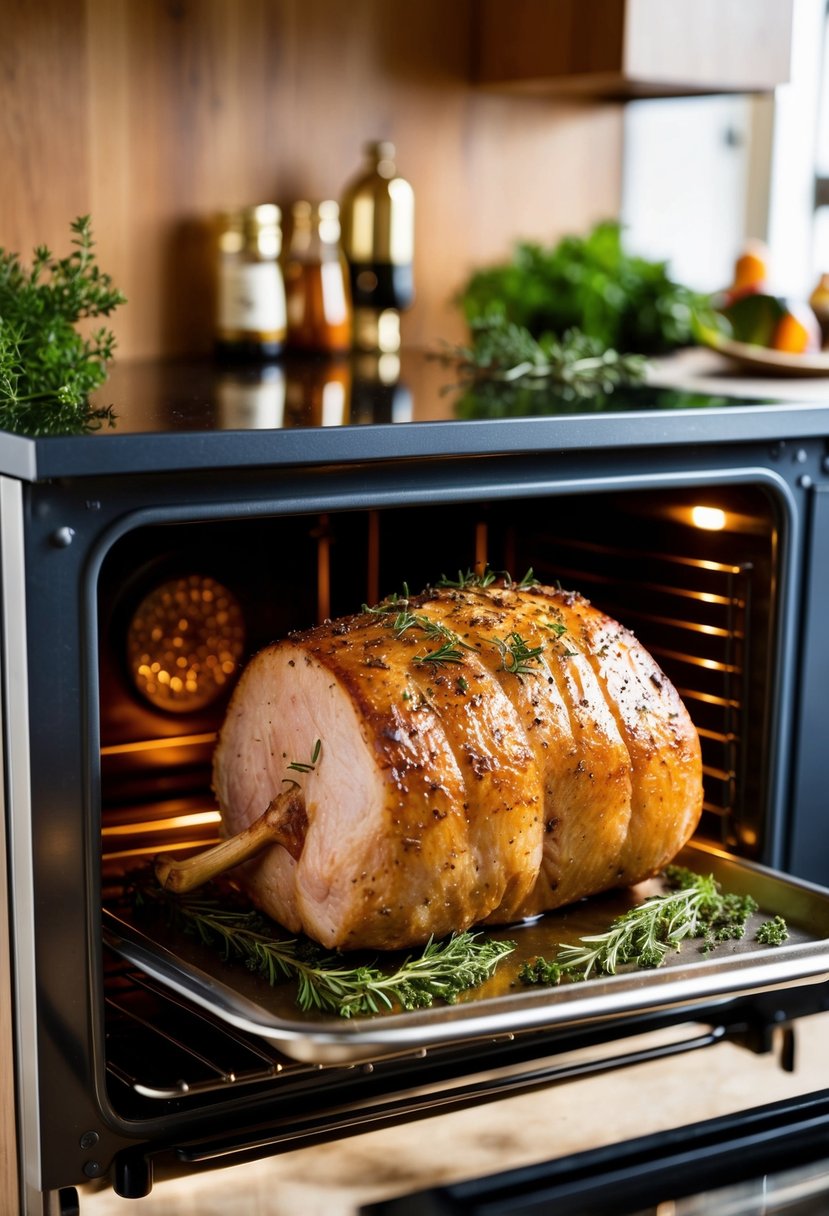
left=3, top=369, right=829, bottom=1213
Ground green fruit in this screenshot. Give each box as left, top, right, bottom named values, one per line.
left=721, top=294, right=787, bottom=345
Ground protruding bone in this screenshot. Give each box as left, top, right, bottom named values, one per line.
left=154, top=786, right=307, bottom=894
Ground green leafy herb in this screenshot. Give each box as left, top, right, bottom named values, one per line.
left=287, top=739, right=322, bottom=774
left=392, top=612, right=475, bottom=668
left=519, top=866, right=761, bottom=985
left=457, top=220, right=703, bottom=354
left=488, top=630, right=544, bottom=676
left=438, top=567, right=498, bottom=590
left=0, top=216, right=125, bottom=435
left=756, top=915, right=789, bottom=946
left=132, top=880, right=515, bottom=1018
left=440, top=316, right=648, bottom=401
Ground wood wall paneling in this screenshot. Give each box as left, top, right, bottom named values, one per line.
left=1, top=0, right=624, bottom=361
left=475, top=0, right=794, bottom=98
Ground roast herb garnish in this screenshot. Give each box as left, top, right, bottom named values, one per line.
left=392, top=612, right=475, bottom=668
left=437, top=566, right=540, bottom=591
left=287, top=738, right=322, bottom=774
left=519, top=867, right=767, bottom=986
left=489, top=630, right=544, bottom=676
left=0, top=216, right=125, bottom=435
left=131, top=880, right=515, bottom=1018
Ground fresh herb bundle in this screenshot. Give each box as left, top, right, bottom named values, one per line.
left=457, top=220, right=703, bottom=354
left=132, top=878, right=515, bottom=1018
left=441, top=316, right=648, bottom=402
left=0, top=216, right=125, bottom=435
left=519, top=866, right=781, bottom=987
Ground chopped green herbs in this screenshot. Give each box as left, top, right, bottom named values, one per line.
left=757, top=916, right=789, bottom=946
left=132, top=879, right=515, bottom=1018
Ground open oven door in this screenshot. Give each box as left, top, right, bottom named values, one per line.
left=361, top=1090, right=829, bottom=1215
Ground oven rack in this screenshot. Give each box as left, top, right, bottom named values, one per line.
left=103, top=953, right=802, bottom=1118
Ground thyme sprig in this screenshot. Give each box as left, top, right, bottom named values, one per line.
left=131, top=880, right=515, bottom=1018
left=0, top=216, right=125, bottom=435
left=520, top=867, right=766, bottom=986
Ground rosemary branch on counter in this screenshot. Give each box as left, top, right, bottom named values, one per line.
left=132, top=879, right=515, bottom=1019
left=519, top=866, right=774, bottom=987
left=437, top=315, right=648, bottom=399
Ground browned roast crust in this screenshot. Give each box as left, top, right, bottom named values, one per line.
left=212, top=580, right=703, bottom=949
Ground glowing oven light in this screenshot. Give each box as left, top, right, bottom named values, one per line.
left=690, top=505, right=727, bottom=531
left=126, top=575, right=245, bottom=713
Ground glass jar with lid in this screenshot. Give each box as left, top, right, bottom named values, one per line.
left=283, top=200, right=352, bottom=355
left=215, top=204, right=287, bottom=361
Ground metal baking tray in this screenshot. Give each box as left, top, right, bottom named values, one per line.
left=102, top=841, right=829, bottom=1064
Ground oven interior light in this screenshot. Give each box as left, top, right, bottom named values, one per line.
left=126, top=575, right=245, bottom=713
left=690, top=505, right=727, bottom=531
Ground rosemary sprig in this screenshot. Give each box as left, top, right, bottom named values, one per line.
left=488, top=630, right=544, bottom=676
left=392, top=612, right=475, bottom=668
left=132, top=881, right=515, bottom=1018
left=286, top=738, right=322, bottom=774
left=520, top=867, right=763, bottom=986
left=436, top=566, right=540, bottom=591
left=437, top=316, right=648, bottom=400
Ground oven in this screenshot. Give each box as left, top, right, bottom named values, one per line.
left=4, top=351, right=829, bottom=1214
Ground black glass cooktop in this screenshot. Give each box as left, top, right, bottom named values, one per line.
left=0, top=349, right=827, bottom=482
left=91, top=350, right=786, bottom=434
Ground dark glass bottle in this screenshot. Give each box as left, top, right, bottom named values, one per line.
left=339, top=141, right=414, bottom=352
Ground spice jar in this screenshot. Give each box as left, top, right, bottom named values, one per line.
left=283, top=200, right=352, bottom=355
left=215, top=204, right=286, bottom=361
left=339, top=141, right=414, bottom=353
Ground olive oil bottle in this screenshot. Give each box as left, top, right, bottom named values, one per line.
left=339, top=141, right=414, bottom=352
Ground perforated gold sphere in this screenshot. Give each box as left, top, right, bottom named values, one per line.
left=126, top=575, right=245, bottom=712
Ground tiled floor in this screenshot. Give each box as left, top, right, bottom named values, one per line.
left=79, top=1009, right=829, bottom=1214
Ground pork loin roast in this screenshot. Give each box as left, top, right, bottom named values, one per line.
left=211, top=580, right=703, bottom=950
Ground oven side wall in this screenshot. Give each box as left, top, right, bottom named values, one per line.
left=0, top=478, right=23, bottom=1212
left=0, top=768, right=19, bottom=1216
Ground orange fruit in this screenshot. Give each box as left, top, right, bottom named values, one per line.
left=727, top=240, right=770, bottom=302
left=770, top=302, right=821, bottom=354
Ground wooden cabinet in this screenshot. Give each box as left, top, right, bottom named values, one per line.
left=474, top=0, right=794, bottom=98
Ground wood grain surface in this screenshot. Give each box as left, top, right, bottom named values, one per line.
left=0, top=0, right=623, bottom=359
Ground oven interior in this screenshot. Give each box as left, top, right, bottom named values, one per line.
left=94, top=481, right=784, bottom=1141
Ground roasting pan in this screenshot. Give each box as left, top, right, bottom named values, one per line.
left=102, top=841, right=829, bottom=1064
